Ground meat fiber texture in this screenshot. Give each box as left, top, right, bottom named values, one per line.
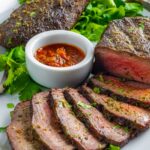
left=7, top=101, right=47, bottom=150
left=32, top=91, right=74, bottom=150
left=50, top=88, right=106, bottom=150
left=93, top=17, right=150, bottom=84
left=89, top=74, right=150, bottom=109
left=64, top=88, right=130, bottom=146
left=80, top=85, right=150, bottom=130
left=0, top=0, right=89, bottom=48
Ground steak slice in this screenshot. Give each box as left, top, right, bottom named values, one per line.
left=89, top=74, right=150, bottom=109
left=50, top=89, right=106, bottom=150
left=64, top=88, right=130, bottom=147
left=80, top=85, right=150, bottom=130
left=7, top=101, right=47, bottom=150
left=93, top=17, right=150, bottom=84
left=0, top=0, right=89, bottom=48
left=32, top=91, right=75, bottom=150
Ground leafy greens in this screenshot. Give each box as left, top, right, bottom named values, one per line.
left=107, top=144, right=120, bottom=150
left=0, top=46, right=42, bottom=101
left=72, top=0, right=143, bottom=41
left=18, top=0, right=32, bottom=5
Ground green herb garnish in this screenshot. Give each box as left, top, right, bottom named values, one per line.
left=59, top=100, right=72, bottom=108
left=18, top=0, right=32, bottom=5
left=91, top=102, right=97, bottom=107
left=107, top=144, right=120, bottom=150
left=113, top=125, right=122, bottom=129
left=30, top=12, right=36, bottom=17
left=72, top=0, right=143, bottom=41
left=7, top=103, right=15, bottom=109
left=0, top=126, right=7, bottom=133
left=113, top=125, right=129, bottom=133
left=77, top=101, right=92, bottom=109
left=138, top=22, right=145, bottom=30
left=0, top=45, right=42, bottom=101
left=93, top=87, right=101, bottom=94
left=99, top=74, right=104, bottom=82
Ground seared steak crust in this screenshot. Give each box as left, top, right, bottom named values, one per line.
left=93, top=17, right=150, bottom=84
left=80, top=85, right=150, bottom=130
left=89, top=75, right=150, bottom=109
left=0, top=0, right=88, bottom=48
left=32, top=92, right=74, bottom=150
left=49, top=89, right=106, bottom=150
left=64, top=88, right=130, bottom=146
left=97, top=17, right=150, bottom=58
left=7, top=101, right=47, bottom=150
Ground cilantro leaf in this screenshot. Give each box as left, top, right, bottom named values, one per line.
left=93, top=87, right=101, bottom=94
left=114, top=0, right=125, bottom=7
left=107, top=144, right=120, bottom=150
left=125, top=3, right=143, bottom=16
left=7, top=103, right=15, bottom=109
left=77, top=101, right=92, bottom=109
left=18, top=0, right=32, bottom=5
left=7, top=72, right=30, bottom=94
left=0, top=126, right=7, bottom=133
left=0, top=53, right=8, bottom=71
left=1, top=45, right=43, bottom=101
left=4, top=68, right=15, bottom=87
left=19, top=79, right=42, bottom=101
left=12, top=45, right=25, bottom=63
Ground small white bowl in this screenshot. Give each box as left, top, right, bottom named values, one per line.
left=25, top=30, right=94, bottom=88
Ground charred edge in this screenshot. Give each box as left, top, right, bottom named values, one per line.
left=88, top=80, right=150, bottom=110
left=32, top=128, right=49, bottom=150
left=48, top=91, right=77, bottom=149
left=64, top=90, right=106, bottom=143
left=79, top=87, right=147, bottom=137
left=30, top=101, right=50, bottom=150
left=64, top=90, right=127, bottom=146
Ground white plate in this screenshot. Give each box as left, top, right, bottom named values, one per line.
left=0, top=1, right=150, bottom=150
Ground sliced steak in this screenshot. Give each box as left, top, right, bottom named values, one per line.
left=50, top=89, right=106, bottom=150
left=89, top=74, right=150, bottom=109
left=80, top=85, right=150, bottom=130
left=93, top=17, right=150, bottom=84
left=7, top=101, right=47, bottom=150
left=0, top=0, right=89, bottom=48
left=64, top=88, right=130, bottom=146
left=32, top=92, right=74, bottom=150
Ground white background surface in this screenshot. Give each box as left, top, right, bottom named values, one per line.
left=0, top=0, right=150, bottom=150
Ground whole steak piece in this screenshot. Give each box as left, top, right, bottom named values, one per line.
left=0, top=0, right=88, bottom=48
left=93, top=17, right=150, bottom=84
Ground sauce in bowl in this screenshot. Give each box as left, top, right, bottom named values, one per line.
left=35, top=44, right=85, bottom=67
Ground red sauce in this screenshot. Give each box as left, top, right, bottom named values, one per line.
left=35, top=44, right=85, bottom=67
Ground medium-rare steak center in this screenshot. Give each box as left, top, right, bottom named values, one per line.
left=93, top=17, right=150, bottom=84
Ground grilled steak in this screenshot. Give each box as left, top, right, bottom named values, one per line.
left=93, top=17, right=150, bottom=84
left=50, top=89, right=106, bottom=150
left=64, top=88, right=130, bottom=146
left=89, top=74, right=150, bottom=109
left=80, top=85, right=150, bottom=130
left=32, top=91, right=74, bottom=150
left=7, top=101, right=47, bottom=150
left=0, top=0, right=88, bottom=48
